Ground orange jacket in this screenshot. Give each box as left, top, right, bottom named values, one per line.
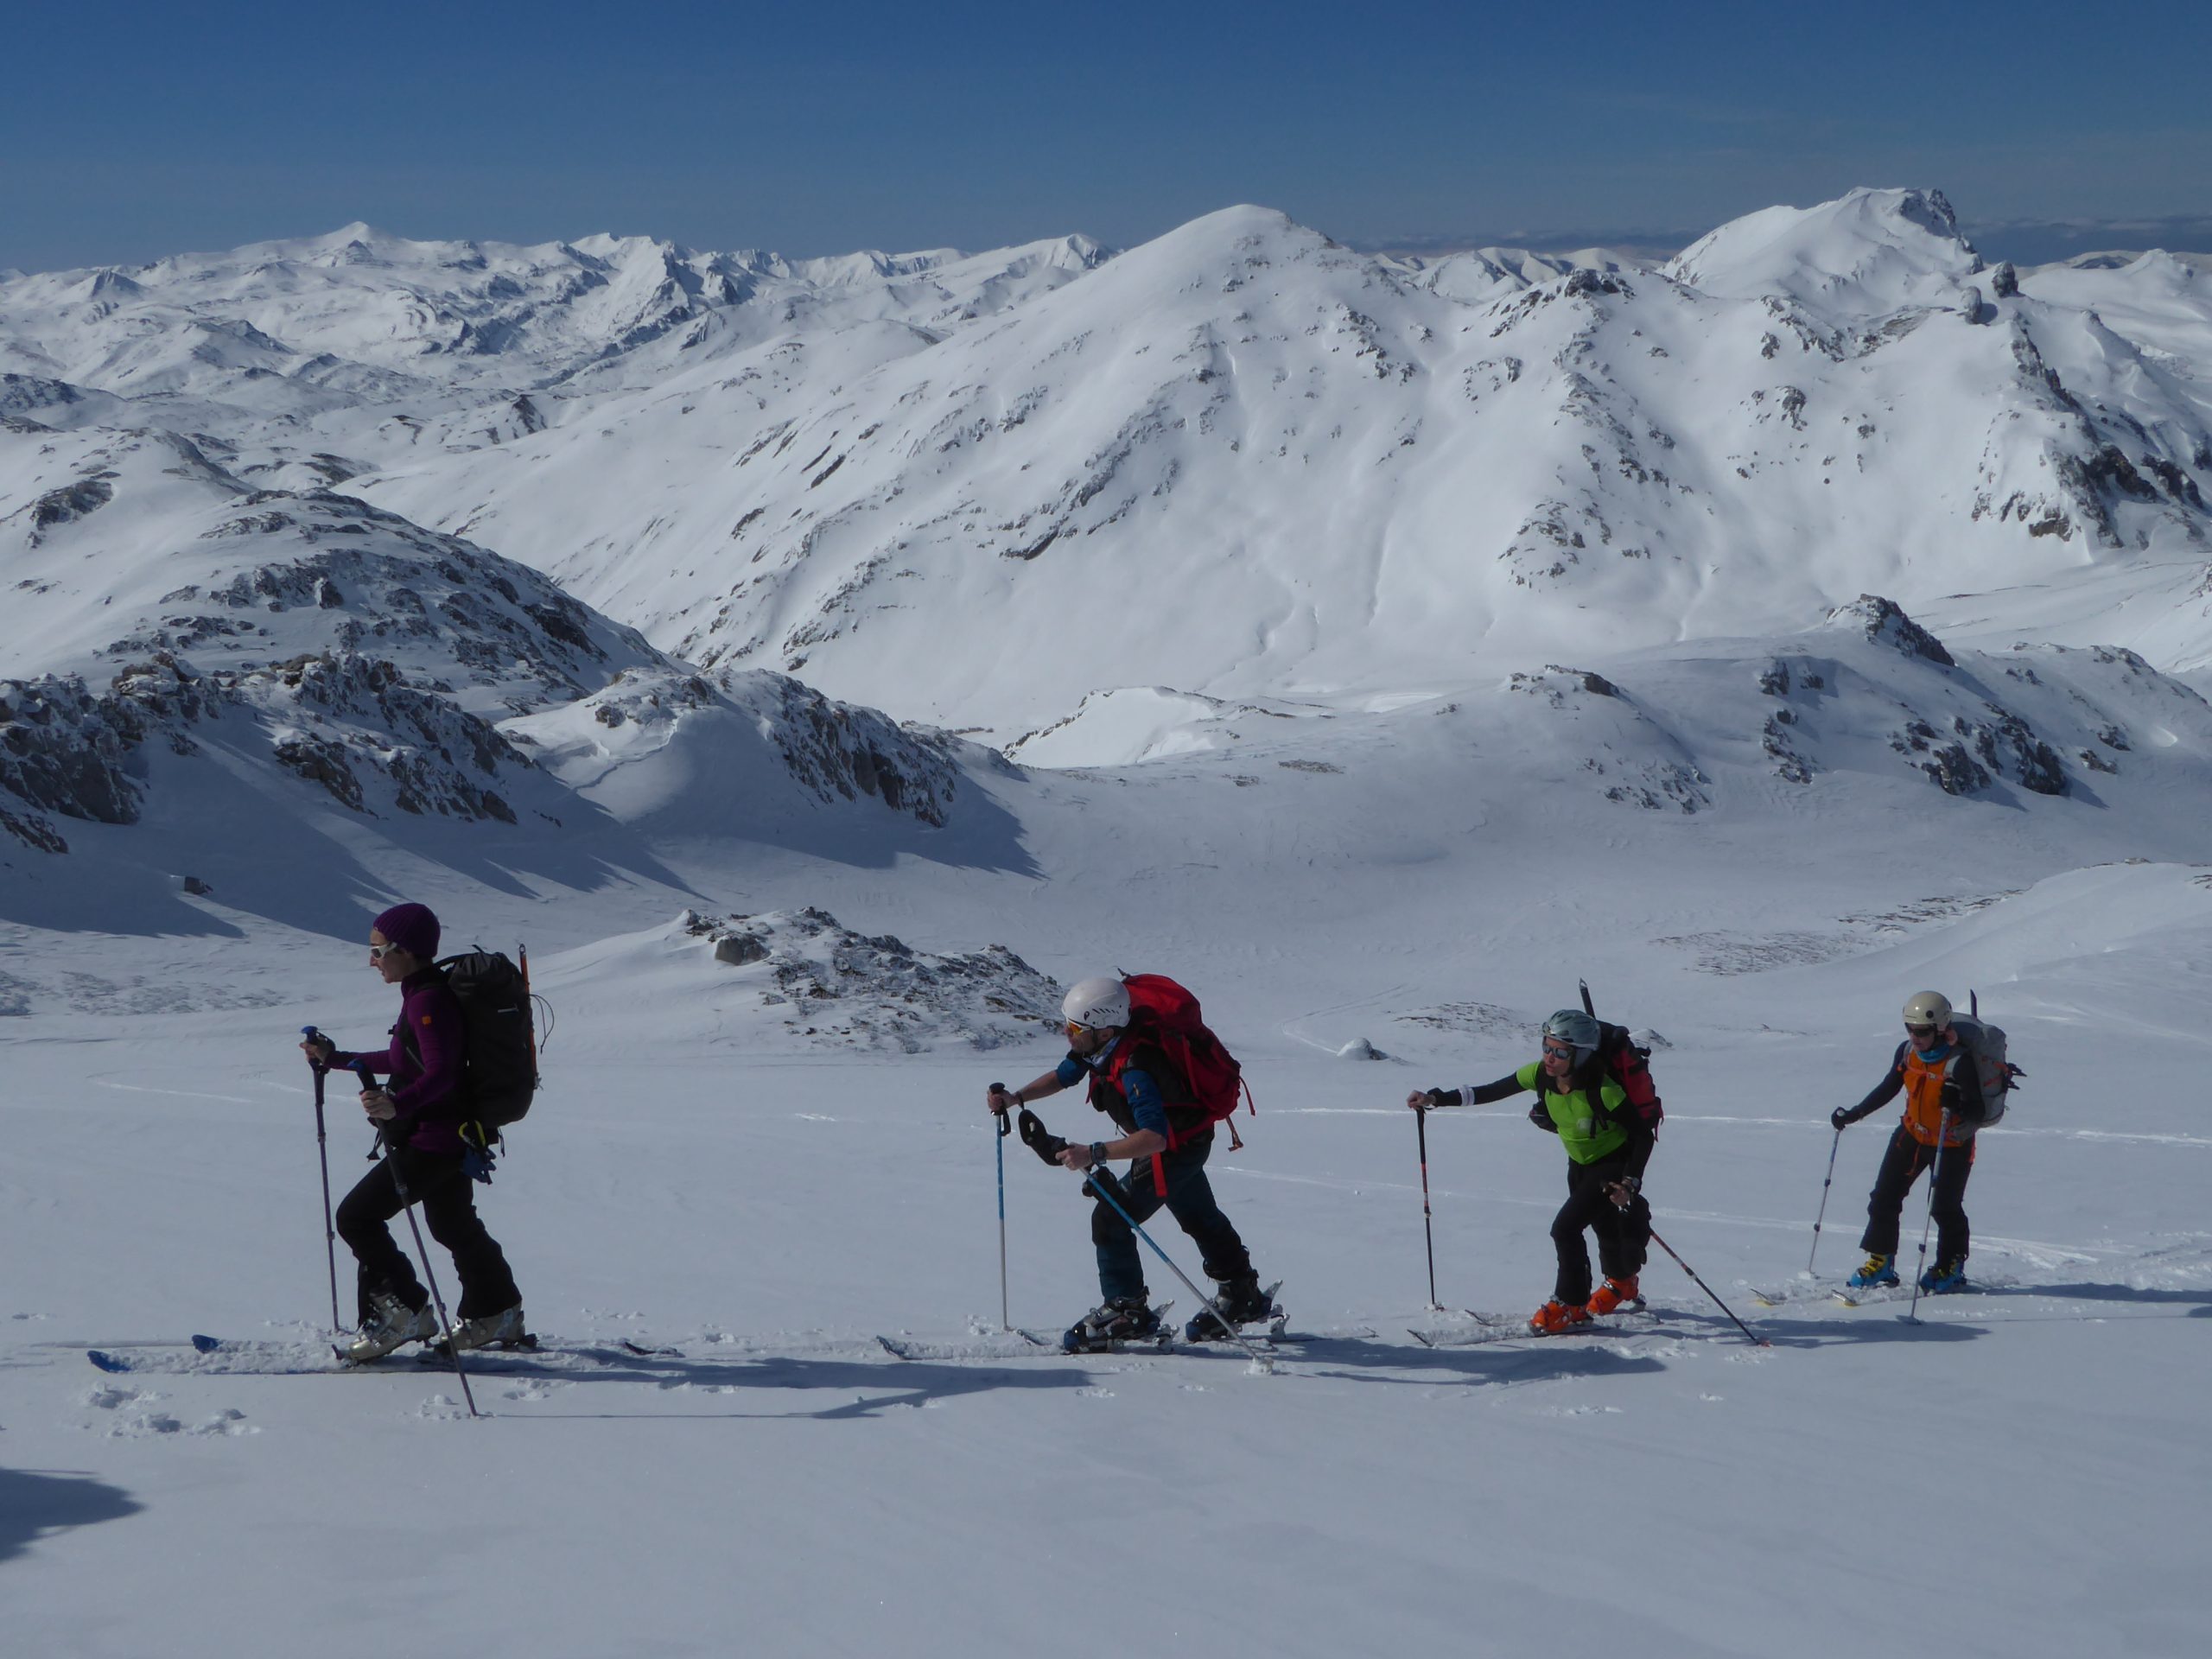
left=1900, top=1046, right=1974, bottom=1147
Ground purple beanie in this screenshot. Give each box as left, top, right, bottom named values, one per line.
left=372, top=902, right=441, bottom=962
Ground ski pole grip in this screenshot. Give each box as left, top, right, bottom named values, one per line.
left=990, top=1083, right=1014, bottom=1134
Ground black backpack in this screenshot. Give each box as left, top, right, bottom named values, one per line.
left=436, top=949, right=539, bottom=1128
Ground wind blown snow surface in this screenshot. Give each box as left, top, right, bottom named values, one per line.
left=4, top=190, right=2211, bottom=1658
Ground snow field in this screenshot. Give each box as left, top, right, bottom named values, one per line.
left=4, top=853, right=2209, bottom=1657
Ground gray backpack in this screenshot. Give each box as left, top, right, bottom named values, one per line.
left=1948, top=998, right=2020, bottom=1128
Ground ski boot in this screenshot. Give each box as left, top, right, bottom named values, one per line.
left=1062, top=1295, right=1163, bottom=1353
left=344, top=1290, right=436, bottom=1362
left=1529, top=1298, right=1592, bottom=1335
left=1847, top=1253, right=1901, bottom=1289
left=1586, top=1274, right=1642, bottom=1316
left=1185, top=1275, right=1279, bottom=1341
left=1919, top=1258, right=1969, bottom=1294
left=446, top=1305, right=530, bottom=1352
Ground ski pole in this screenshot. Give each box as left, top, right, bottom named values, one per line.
left=356, top=1062, right=479, bottom=1417
left=1905, top=1110, right=1953, bottom=1324
left=1642, top=1222, right=1768, bottom=1346
left=302, top=1027, right=344, bottom=1334
left=1081, top=1163, right=1275, bottom=1370
left=1807, top=1126, right=1841, bottom=1276
left=991, top=1084, right=1012, bottom=1332
left=1415, top=1103, right=1440, bottom=1310
left=385, top=1148, right=480, bottom=1417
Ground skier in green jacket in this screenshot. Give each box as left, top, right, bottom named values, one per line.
left=1411, top=1009, right=1655, bottom=1332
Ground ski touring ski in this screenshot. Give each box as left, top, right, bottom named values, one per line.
left=1408, top=1306, right=1659, bottom=1348
left=89, top=1332, right=682, bottom=1376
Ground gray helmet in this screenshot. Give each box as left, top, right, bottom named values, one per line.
left=1541, top=1008, right=1601, bottom=1064
left=1902, top=990, right=1953, bottom=1032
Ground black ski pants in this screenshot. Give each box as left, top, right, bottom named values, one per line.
left=1090, top=1133, right=1255, bottom=1303
left=1859, top=1126, right=1974, bottom=1265
left=334, top=1144, right=521, bottom=1321
left=1551, top=1148, right=1651, bottom=1306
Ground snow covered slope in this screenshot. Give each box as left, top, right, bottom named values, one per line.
left=0, top=416, right=994, bottom=914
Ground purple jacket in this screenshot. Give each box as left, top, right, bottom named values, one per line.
left=336, top=969, right=467, bottom=1154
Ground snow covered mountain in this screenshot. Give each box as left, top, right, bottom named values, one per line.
left=334, top=188, right=2212, bottom=738
left=7, top=185, right=2212, bottom=920
left=0, top=415, right=982, bottom=916
left=9, top=188, right=2209, bottom=753
left=0, top=222, right=1105, bottom=481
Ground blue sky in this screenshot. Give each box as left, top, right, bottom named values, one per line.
left=4, top=1, right=2208, bottom=271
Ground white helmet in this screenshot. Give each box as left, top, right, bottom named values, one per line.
left=1902, top=990, right=1953, bottom=1032
left=1062, top=976, right=1130, bottom=1030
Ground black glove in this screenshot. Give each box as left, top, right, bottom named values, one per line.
left=1018, top=1109, right=1068, bottom=1166
left=1829, top=1106, right=1853, bottom=1131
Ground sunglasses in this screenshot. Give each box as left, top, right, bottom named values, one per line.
left=369, top=943, right=398, bottom=962
left=1541, top=1040, right=1574, bottom=1058
left=1904, top=1023, right=1938, bottom=1039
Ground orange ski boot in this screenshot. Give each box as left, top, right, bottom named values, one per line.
left=1586, top=1275, right=1642, bottom=1316
left=1529, top=1298, right=1592, bottom=1335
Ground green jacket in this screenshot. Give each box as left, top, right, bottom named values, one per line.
left=1515, top=1061, right=1631, bottom=1165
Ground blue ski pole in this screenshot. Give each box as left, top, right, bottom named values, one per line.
left=1080, top=1168, right=1274, bottom=1370
left=1015, top=1107, right=1274, bottom=1369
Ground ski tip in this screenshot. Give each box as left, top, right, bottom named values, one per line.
left=87, top=1350, right=129, bottom=1373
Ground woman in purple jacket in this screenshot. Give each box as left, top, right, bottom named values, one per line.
left=302, top=903, right=525, bottom=1361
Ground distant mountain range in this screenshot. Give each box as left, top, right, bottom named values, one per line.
left=5, top=187, right=2210, bottom=908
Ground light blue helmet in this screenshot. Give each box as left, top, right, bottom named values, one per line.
left=1542, top=1008, right=1600, bottom=1063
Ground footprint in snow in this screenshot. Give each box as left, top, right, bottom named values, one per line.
left=110, top=1412, right=185, bottom=1437
left=84, top=1385, right=156, bottom=1411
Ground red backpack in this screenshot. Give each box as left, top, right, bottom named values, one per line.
left=1580, top=982, right=1662, bottom=1128
left=1122, top=973, right=1255, bottom=1150
left=1594, top=1022, right=1663, bottom=1128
